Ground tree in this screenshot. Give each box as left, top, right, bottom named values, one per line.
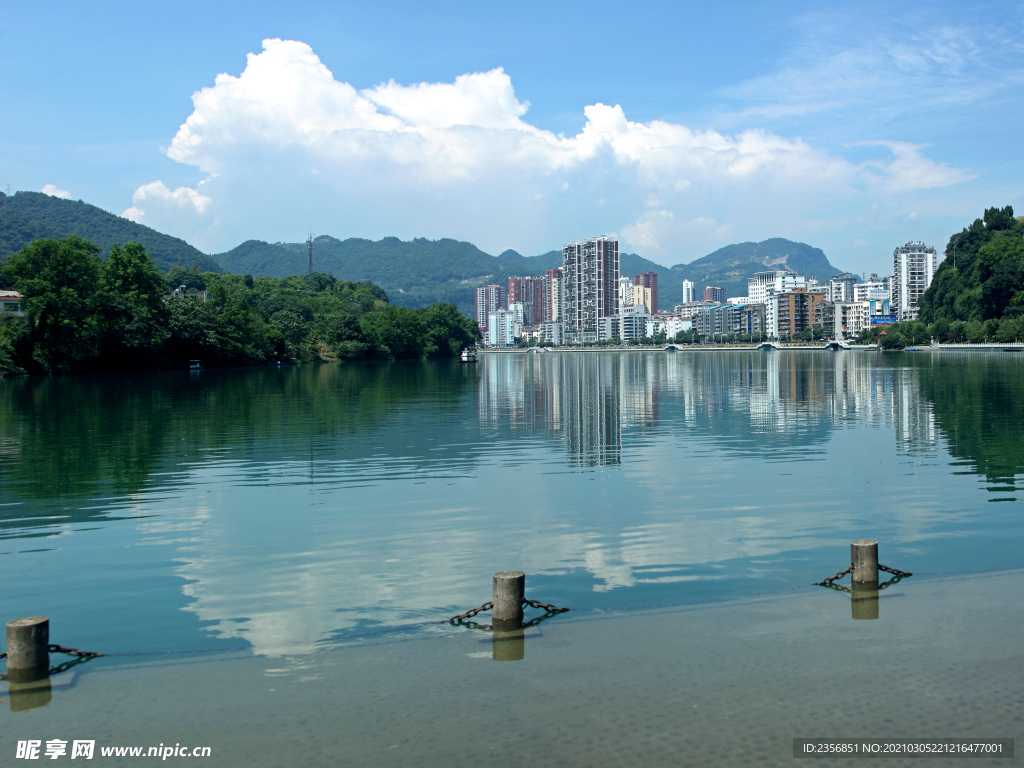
left=97, top=243, right=170, bottom=361
left=0, top=235, right=102, bottom=372
left=366, top=306, right=428, bottom=359
left=420, top=302, right=479, bottom=357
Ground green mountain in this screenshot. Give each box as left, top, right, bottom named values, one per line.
left=0, top=189, right=847, bottom=315
left=216, top=235, right=847, bottom=315
left=216, top=236, right=564, bottom=316
left=0, top=191, right=221, bottom=274
left=666, top=238, right=844, bottom=302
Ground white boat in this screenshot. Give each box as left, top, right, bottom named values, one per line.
left=461, top=348, right=477, bottom=362
left=189, top=359, right=204, bottom=370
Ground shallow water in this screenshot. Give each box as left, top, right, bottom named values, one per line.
left=2, top=350, right=1022, bottom=764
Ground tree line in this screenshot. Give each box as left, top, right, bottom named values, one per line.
left=0, top=235, right=480, bottom=376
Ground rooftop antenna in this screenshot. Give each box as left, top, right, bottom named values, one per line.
left=4, top=184, right=11, bottom=196
left=307, top=230, right=313, bottom=275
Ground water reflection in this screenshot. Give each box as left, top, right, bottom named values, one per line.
left=476, top=351, right=956, bottom=469
left=1, top=351, right=1022, bottom=659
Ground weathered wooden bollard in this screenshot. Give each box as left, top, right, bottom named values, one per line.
left=493, top=571, right=525, bottom=622
left=6, top=617, right=49, bottom=671
left=851, top=540, right=878, bottom=584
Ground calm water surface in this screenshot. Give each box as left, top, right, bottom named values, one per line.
left=2, top=350, right=1022, bottom=765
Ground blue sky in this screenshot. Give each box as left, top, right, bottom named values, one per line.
left=1, top=0, right=1022, bottom=275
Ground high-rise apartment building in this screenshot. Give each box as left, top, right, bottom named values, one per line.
left=703, top=286, right=725, bottom=304
left=634, top=271, right=658, bottom=315
left=562, top=236, right=619, bottom=344
left=508, top=276, right=546, bottom=322
left=892, top=241, right=936, bottom=321
left=631, top=285, right=653, bottom=314
left=545, top=268, right=563, bottom=323
left=681, top=279, right=695, bottom=305
left=829, top=273, right=857, bottom=303
left=618, top=276, right=633, bottom=308
left=475, top=283, right=505, bottom=331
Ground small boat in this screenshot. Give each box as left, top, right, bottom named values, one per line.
left=189, top=359, right=204, bottom=370
left=461, top=348, right=478, bottom=362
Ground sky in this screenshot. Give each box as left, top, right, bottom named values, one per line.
left=1, top=0, right=1022, bottom=275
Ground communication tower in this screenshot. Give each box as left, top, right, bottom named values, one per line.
left=307, top=232, right=313, bottom=275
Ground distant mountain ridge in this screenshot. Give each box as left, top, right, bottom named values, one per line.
left=0, top=190, right=848, bottom=315
left=667, top=238, right=844, bottom=301
left=0, top=191, right=221, bottom=274
left=218, top=236, right=846, bottom=314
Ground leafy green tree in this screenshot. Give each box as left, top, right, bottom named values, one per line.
left=0, top=235, right=102, bottom=372
left=366, top=306, right=427, bottom=359
left=879, top=332, right=906, bottom=350
left=420, top=302, right=479, bottom=357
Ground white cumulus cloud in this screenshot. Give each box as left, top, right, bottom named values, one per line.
left=42, top=184, right=70, bottom=199
left=128, top=37, right=973, bottom=262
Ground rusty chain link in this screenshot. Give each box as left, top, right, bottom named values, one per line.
left=49, top=644, right=104, bottom=658
left=447, top=601, right=493, bottom=624
left=817, top=562, right=912, bottom=586
left=522, top=598, right=570, bottom=614
left=879, top=563, right=913, bottom=577
left=815, top=564, right=853, bottom=586
left=447, top=598, right=570, bottom=625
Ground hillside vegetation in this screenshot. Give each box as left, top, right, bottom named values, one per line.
left=218, top=236, right=846, bottom=313
left=0, top=191, right=221, bottom=274
left=0, top=236, right=478, bottom=376
left=919, top=206, right=1024, bottom=323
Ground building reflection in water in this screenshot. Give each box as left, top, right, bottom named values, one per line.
left=477, top=350, right=939, bottom=466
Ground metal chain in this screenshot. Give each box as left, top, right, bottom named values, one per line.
left=49, top=644, right=104, bottom=658
left=447, top=602, right=493, bottom=624
left=522, top=598, right=570, bottom=614
left=879, top=563, right=913, bottom=577
left=817, top=563, right=912, bottom=586
left=447, top=598, right=570, bottom=625
left=0, top=652, right=5, bottom=659
left=815, top=564, right=853, bottom=586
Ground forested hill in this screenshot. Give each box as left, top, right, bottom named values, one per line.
left=919, top=206, right=1024, bottom=323
left=667, top=238, right=844, bottom=300
left=216, top=237, right=567, bottom=315
left=0, top=191, right=221, bottom=274
left=218, top=236, right=844, bottom=315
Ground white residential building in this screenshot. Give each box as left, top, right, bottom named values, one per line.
left=487, top=310, right=515, bottom=347
left=681, top=279, right=696, bottom=304
left=829, top=273, right=857, bottom=303
left=618, top=275, right=634, bottom=308
left=854, top=280, right=887, bottom=302
left=892, top=241, right=936, bottom=321
left=747, top=270, right=806, bottom=338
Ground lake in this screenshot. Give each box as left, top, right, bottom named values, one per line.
left=2, top=350, right=1022, bottom=765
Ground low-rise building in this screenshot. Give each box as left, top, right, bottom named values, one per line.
left=538, top=321, right=563, bottom=345
left=1, top=290, right=24, bottom=316
left=696, top=303, right=766, bottom=341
